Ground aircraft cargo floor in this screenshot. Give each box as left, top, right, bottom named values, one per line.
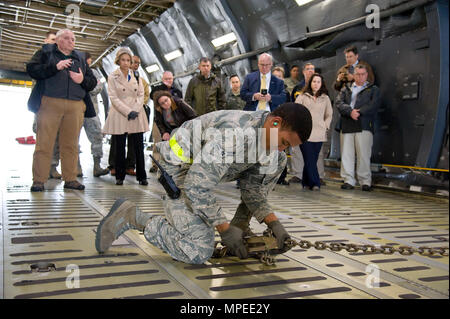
left=1, top=141, right=448, bottom=299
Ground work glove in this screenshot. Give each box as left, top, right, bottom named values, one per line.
left=220, top=225, right=248, bottom=259
left=268, top=220, right=291, bottom=253
left=128, top=111, right=139, bottom=120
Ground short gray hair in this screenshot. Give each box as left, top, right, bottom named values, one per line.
left=56, top=29, right=75, bottom=39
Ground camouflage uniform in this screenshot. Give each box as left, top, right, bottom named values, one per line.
left=226, top=91, right=246, bottom=110
left=82, top=69, right=104, bottom=158
left=143, top=110, right=286, bottom=264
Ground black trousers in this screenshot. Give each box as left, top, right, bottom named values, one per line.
left=114, top=133, right=147, bottom=181
left=108, top=135, right=136, bottom=169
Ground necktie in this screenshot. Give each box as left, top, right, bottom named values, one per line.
left=257, top=74, right=267, bottom=110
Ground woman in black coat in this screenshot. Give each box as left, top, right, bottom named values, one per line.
left=152, top=90, right=197, bottom=141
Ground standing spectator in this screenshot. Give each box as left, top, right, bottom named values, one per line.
left=334, top=45, right=374, bottom=92
left=288, top=62, right=327, bottom=186
left=271, top=66, right=290, bottom=185
left=291, top=63, right=315, bottom=102
left=27, top=29, right=97, bottom=191
left=241, top=53, right=286, bottom=112
left=185, top=57, right=226, bottom=115
left=108, top=55, right=149, bottom=176
left=335, top=64, right=380, bottom=191
left=153, top=90, right=197, bottom=141
left=150, top=71, right=183, bottom=100
left=226, top=74, right=246, bottom=110
left=272, top=66, right=291, bottom=102
left=31, top=31, right=62, bottom=179
left=103, top=48, right=150, bottom=186
left=80, top=52, right=110, bottom=177
left=284, top=65, right=300, bottom=96
left=295, top=74, right=333, bottom=190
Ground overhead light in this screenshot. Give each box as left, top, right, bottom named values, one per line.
left=145, top=64, right=160, bottom=73
left=295, top=0, right=314, bottom=6
left=164, top=49, right=182, bottom=62
left=211, top=32, right=237, bottom=48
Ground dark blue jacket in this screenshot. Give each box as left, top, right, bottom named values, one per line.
left=240, top=71, right=286, bottom=111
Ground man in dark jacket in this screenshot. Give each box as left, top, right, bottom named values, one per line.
left=27, top=29, right=97, bottom=192
left=335, top=64, right=380, bottom=191
left=184, top=57, right=226, bottom=115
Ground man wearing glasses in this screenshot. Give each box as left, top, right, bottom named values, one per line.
left=240, top=53, right=286, bottom=112
left=335, top=64, right=380, bottom=191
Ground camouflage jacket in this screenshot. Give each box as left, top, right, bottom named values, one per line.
left=226, top=91, right=246, bottom=110
left=157, top=110, right=286, bottom=227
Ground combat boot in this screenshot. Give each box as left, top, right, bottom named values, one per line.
left=95, top=198, right=152, bottom=253
left=93, top=157, right=109, bottom=177
left=49, top=165, right=61, bottom=179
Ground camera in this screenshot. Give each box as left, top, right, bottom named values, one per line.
left=69, top=60, right=80, bottom=72
left=340, top=72, right=349, bottom=82
left=260, top=88, right=268, bottom=95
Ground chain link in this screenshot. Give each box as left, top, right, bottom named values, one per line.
left=286, top=239, right=449, bottom=257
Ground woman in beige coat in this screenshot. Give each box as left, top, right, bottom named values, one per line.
left=295, top=73, right=333, bottom=190
left=103, top=47, right=149, bottom=185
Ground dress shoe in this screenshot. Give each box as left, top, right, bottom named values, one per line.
left=277, top=180, right=290, bottom=185
left=30, top=182, right=45, bottom=192
left=149, top=166, right=157, bottom=173
left=288, top=176, right=302, bottom=183
left=116, top=179, right=124, bottom=185
left=139, top=179, right=148, bottom=186
left=64, top=181, right=85, bottom=190
left=126, top=168, right=136, bottom=176
left=341, top=183, right=354, bottom=190
left=362, top=185, right=372, bottom=191
left=312, top=186, right=320, bottom=191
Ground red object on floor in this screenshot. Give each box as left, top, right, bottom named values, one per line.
left=26, top=136, right=36, bottom=144
left=15, top=136, right=36, bottom=144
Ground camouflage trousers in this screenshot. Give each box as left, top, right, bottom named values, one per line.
left=143, top=154, right=286, bottom=264
left=144, top=160, right=215, bottom=264
left=82, top=115, right=104, bottom=158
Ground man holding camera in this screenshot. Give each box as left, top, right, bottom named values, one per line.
left=27, top=29, right=97, bottom=191
left=334, top=46, right=374, bottom=92
left=241, top=53, right=286, bottom=111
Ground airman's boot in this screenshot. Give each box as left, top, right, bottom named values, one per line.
left=93, top=157, right=109, bottom=177
left=49, top=165, right=62, bottom=179
left=95, top=198, right=152, bottom=253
